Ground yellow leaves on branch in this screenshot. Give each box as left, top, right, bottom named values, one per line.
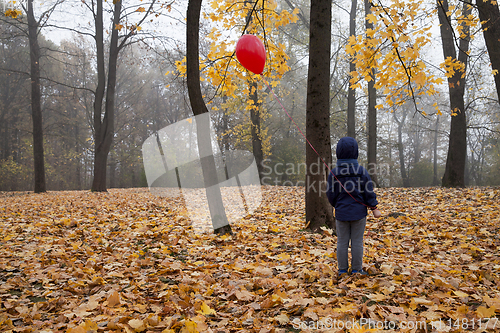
left=4, top=9, right=22, bottom=18
left=175, top=58, right=186, bottom=75
left=440, top=56, right=466, bottom=79
left=192, top=0, right=299, bottom=97
left=346, top=0, right=444, bottom=110
left=115, top=22, right=142, bottom=32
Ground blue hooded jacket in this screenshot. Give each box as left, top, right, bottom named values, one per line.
left=326, top=137, right=378, bottom=221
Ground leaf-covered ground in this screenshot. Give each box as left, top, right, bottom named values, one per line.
left=1, top=186, right=500, bottom=333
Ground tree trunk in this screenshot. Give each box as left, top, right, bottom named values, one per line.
left=438, top=0, right=470, bottom=187
left=365, top=0, right=377, bottom=185
left=305, top=0, right=335, bottom=232
left=413, top=120, right=421, bottom=164
left=477, top=0, right=500, bottom=104
left=109, top=157, right=116, bottom=188
left=187, top=0, right=231, bottom=235
left=432, top=115, right=440, bottom=185
left=91, top=0, right=107, bottom=191
left=91, top=0, right=120, bottom=192
left=250, top=80, right=264, bottom=183
left=347, top=0, right=357, bottom=138
left=27, top=0, right=46, bottom=193
left=393, top=110, right=409, bottom=187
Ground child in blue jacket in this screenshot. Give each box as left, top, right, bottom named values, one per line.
left=326, top=137, right=381, bottom=276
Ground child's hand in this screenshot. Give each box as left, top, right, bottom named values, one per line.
left=372, top=208, right=382, bottom=218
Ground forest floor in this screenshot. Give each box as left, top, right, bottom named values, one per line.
left=0, top=186, right=500, bottom=333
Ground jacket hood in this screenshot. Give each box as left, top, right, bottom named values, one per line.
left=336, top=137, right=359, bottom=160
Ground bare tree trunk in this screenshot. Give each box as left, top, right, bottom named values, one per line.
left=432, top=116, right=440, bottom=185
left=413, top=120, right=421, bottom=164
left=393, top=109, right=409, bottom=187
left=347, top=0, right=357, bottom=138
left=305, top=0, right=335, bottom=232
left=91, top=0, right=120, bottom=192
left=477, top=0, right=500, bottom=103
left=27, top=0, right=46, bottom=193
left=365, top=0, right=377, bottom=185
left=187, top=0, right=231, bottom=235
left=91, top=0, right=107, bottom=191
left=249, top=81, right=264, bottom=183
left=438, top=0, right=470, bottom=187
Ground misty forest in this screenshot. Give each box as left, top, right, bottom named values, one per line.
left=1, top=0, right=499, bottom=194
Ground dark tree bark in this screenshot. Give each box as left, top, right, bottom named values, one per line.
left=477, top=0, right=500, bottom=103
left=432, top=115, right=440, bottom=185
left=393, top=108, right=409, bottom=187
left=91, top=0, right=156, bottom=191
left=91, top=0, right=120, bottom=192
left=249, top=81, right=264, bottom=183
left=438, top=0, right=470, bottom=187
left=305, top=0, right=335, bottom=232
left=347, top=0, right=357, bottom=138
left=27, top=0, right=46, bottom=193
left=365, top=0, right=377, bottom=185
left=187, top=0, right=231, bottom=235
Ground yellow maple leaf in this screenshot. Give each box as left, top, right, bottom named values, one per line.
left=136, top=6, right=146, bottom=12
left=476, top=305, right=496, bottom=318
left=196, top=302, right=216, bottom=316
left=276, top=252, right=290, bottom=261
left=128, top=319, right=146, bottom=332
left=366, top=13, right=377, bottom=24
left=82, top=320, right=98, bottom=331
left=4, top=9, right=22, bottom=18
left=275, top=313, right=289, bottom=325
left=180, top=319, right=198, bottom=333
left=67, top=327, right=86, bottom=333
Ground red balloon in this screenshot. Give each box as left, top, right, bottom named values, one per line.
left=235, top=35, right=266, bottom=75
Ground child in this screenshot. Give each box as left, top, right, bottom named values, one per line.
left=326, top=137, right=381, bottom=276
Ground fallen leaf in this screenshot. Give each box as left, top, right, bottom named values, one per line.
left=476, top=305, right=496, bottom=318
left=107, top=290, right=121, bottom=307
left=196, top=302, right=216, bottom=316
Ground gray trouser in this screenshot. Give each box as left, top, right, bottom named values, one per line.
left=336, top=217, right=366, bottom=272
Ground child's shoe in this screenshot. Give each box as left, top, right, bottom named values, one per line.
left=338, top=269, right=348, bottom=276
left=351, top=269, right=368, bottom=275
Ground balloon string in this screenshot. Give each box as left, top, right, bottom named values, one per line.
left=260, top=76, right=374, bottom=209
